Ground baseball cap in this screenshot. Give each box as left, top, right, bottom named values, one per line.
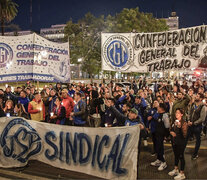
left=129, top=108, right=138, bottom=115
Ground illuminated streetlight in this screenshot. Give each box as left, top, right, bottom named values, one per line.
left=78, top=58, right=83, bottom=62
left=77, top=58, right=83, bottom=79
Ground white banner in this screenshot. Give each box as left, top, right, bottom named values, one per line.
left=102, top=25, right=207, bottom=72
left=0, top=33, right=70, bottom=83
left=0, top=117, right=140, bottom=180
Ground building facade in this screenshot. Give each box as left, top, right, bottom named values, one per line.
left=40, top=24, right=66, bottom=42
left=164, top=12, right=179, bottom=31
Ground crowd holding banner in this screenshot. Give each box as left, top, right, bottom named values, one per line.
left=102, top=25, right=207, bottom=72
left=0, top=77, right=207, bottom=179
left=0, top=25, right=207, bottom=179
left=0, top=117, right=140, bottom=180
left=0, top=33, right=70, bottom=83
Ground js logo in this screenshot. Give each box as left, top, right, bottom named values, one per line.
left=0, top=118, right=42, bottom=163
left=103, top=35, right=133, bottom=70
left=0, top=43, right=13, bottom=68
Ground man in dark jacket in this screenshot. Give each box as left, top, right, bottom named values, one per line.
left=105, top=99, right=144, bottom=129
left=187, top=93, right=206, bottom=159
left=45, top=89, right=57, bottom=122
left=17, top=90, right=30, bottom=112
left=104, top=98, right=117, bottom=127
left=171, top=89, right=190, bottom=123
left=151, top=103, right=170, bottom=171
left=70, top=92, right=87, bottom=126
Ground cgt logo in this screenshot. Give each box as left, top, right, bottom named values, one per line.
left=0, top=118, right=42, bottom=163
left=103, top=35, right=133, bottom=71
left=0, top=43, right=13, bottom=68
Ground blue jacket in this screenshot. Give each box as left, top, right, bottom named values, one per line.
left=115, top=95, right=127, bottom=112
left=134, top=98, right=147, bottom=123
left=68, top=89, right=75, bottom=97
left=18, top=97, right=30, bottom=112
left=147, top=108, right=159, bottom=133
left=48, top=96, right=57, bottom=113
left=73, top=100, right=86, bottom=125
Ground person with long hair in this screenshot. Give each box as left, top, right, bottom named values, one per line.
left=169, top=108, right=188, bottom=180
left=50, top=97, right=66, bottom=125
left=14, top=103, right=30, bottom=119
left=4, top=100, right=14, bottom=117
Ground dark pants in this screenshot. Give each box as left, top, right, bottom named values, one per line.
left=137, top=138, right=142, bottom=179
left=74, top=123, right=89, bottom=127
left=151, top=132, right=157, bottom=153
left=65, top=118, right=73, bottom=125
left=172, top=137, right=186, bottom=171
left=187, top=124, right=202, bottom=155
left=156, top=135, right=165, bottom=162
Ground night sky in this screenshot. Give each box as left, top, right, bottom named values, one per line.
left=12, top=0, right=207, bottom=31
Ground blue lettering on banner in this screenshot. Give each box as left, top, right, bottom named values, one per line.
left=91, top=135, right=99, bottom=167
left=59, top=131, right=64, bottom=162
left=78, top=133, right=92, bottom=164
left=0, top=118, right=42, bottom=163
left=97, top=135, right=109, bottom=169
left=45, top=131, right=58, bottom=160
left=116, top=133, right=130, bottom=174
left=66, top=132, right=77, bottom=164
left=105, top=134, right=120, bottom=171
left=0, top=118, right=132, bottom=176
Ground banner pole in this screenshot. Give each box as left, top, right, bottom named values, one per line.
left=37, top=81, right=40, bottom=91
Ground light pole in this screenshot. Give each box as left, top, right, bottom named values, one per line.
left=78, top=58, right=83, bottom=79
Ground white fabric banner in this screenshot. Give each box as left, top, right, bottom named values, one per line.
left=102, top=25, right=207, bottom=72
left=0, top=33, right=70, bottom=83
left=0, top=117, right=140, bottom=180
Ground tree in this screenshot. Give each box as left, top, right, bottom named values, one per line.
left=64, top=8, right=169, bottom=81
left=65, top=13, right=106, bottom=82
left=112, top=7, right=168, bottom=33
left=5, top=23, right=20, bottom=35
left=0, top=0, right=18, bottom=35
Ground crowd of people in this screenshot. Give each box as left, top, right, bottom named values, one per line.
left=0, top=78, right=207, bottom=180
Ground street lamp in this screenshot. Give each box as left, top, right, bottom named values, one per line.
left=78, top=58, right=83, bottom=79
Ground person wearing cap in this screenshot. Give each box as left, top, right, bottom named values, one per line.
left=105, top=99, right=144, bottom=128
left=105, top=101, right=146, bottom=172
left=28, top=92, right=45, bottom=122
left=151, top=103, right=170, bottom=171
left=61, top=88, right=74, bottom=125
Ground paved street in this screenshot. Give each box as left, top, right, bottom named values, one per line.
left=139, top=136, right=207, bottom=179
left=0, top=137, right=206, bottom=179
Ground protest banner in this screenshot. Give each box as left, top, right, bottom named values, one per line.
left=102, top=25, right=207, bottom=72
left=0, top=117, right=140, bottom=180
left=0, top=33, right=70, bottom=83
